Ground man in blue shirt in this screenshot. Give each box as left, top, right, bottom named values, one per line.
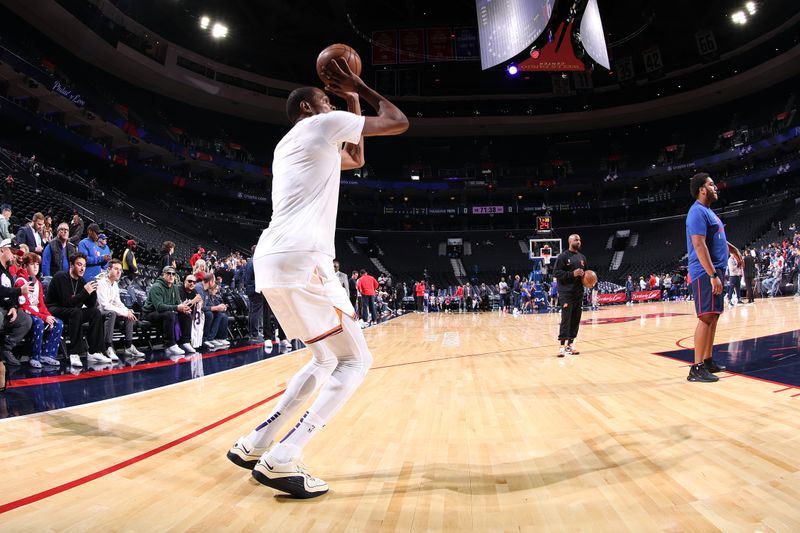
left=685, top=173, right=742, bottom=383
left=78, top=224, right=111, bottom=281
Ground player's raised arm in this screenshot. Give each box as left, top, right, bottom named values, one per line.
left=338, top=91, right=365, bottom=170
left=322, top=60, right=408, bottom=137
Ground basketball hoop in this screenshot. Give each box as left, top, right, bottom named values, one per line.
left=541, top=251, right=551, bottom=265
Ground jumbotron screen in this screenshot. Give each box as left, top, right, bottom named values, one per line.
left=579, top=0, right=610, bottom=69
left=476, top=0, right=554, bottom=70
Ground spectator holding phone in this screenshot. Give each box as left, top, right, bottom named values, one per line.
left=45, top=252, right=107, bottom=367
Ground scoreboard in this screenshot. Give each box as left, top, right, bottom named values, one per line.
left=536, top=216, right=552, bottom=233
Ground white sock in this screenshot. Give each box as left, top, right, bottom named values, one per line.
left=270, top=411, right=325, bottom=463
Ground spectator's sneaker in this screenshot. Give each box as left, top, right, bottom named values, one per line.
left=558, top=346, right=566, bottom=358
left=88, top=352, right=112, bottom=363
left=226, top=437, right=271, bottom=470
left=105, top=347, right=120, bottom=362
left=203, top=341, right=219, bottom=351
left=122, top=345, right=145, bottom=358
left=215, top=339, right=230, bottom=347
left=250, top=335, right=265, bottom=343
left=181, top=343, right=197, bottom=354
left=3, top=352, right=21, bottom=366
left=281, top=340, right=293, bottom=351
left=704, top=358, right=726, bottom=373
left=687, top=364, right=719, bottom=382
left=165, top=344, right=185, bottom=356
left=40, top=356, right=60, bottom=366
left=252, top=456, right=328, bottom=499
left=69, top=354, right=83, bottom=367
left=29, top=358, right=42, bottom=369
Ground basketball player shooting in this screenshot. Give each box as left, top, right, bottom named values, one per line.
left=226, top=57, right=408, bottom=498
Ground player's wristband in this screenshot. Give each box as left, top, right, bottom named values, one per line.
left=709, top=272, right=718, bottom=279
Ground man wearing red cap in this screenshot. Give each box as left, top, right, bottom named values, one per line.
left=122, top=240, right=138, bottom=280
left=190, top=246, right=205, bottom=268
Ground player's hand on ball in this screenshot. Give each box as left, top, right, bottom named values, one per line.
left=322, top=59, right=362, bottom=96
left=573, top=268, right=585, bottom=277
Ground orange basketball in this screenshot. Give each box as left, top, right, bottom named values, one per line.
left=582, top=270, right=598, bottom=288
left=316, top=44, right=362, bottom=83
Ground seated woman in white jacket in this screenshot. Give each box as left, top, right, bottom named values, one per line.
left=96, top=259, right=145, bottom=359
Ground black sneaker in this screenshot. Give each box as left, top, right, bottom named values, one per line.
left=687, top=364, right=719, bottom=382
left=704, top=358, right=726, bottom=373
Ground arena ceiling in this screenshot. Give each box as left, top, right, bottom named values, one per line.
left=107, top=0, right=797, bottom=96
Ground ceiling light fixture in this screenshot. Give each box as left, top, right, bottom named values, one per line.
left=211, top=23, right=228, bottom=38
left=200, top=16, right=210, bottom=30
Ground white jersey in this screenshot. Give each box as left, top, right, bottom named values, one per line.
left=255, top=110, right=365, bottom=261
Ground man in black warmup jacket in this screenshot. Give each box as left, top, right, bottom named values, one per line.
left=553, top=234, right=588, bottom=357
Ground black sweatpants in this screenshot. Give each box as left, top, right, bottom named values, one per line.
left=558, top=299, right=582, bottom=342
left=247, top=291, right=265, bottom=338
left=49, top=305, right=104, bottom=354
left=146, top=310, right=192, bottom=346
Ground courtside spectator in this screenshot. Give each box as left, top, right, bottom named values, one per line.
left=78, top=223, right=110, bottom=281
left=243, top=250, right=265, bottom=341
left=14, top=253, right=62, bottom=367
left=357, top=269, right=379, bottom=324
left=122, top=240, right=138, bottom=279
left=142, top=265, right=195, bottom=356
left=178, top=273, right=204, bottom=348
left=201, top=281, right=230, bottom=349
left=96, top=259, right=145, bottom=359
left=68, top=212, right=83, bottom=245
left=192, top=259, right=207, bottom=276
left=16, top=212, right=45, bottom=254
left=415, top=279, right=426, bottom=312
left=0, top=239, right=33, bottom=366
left=159, top=241, right=176, bottom=271
left=45, top=252, right=107, bottom=366
left=42, top=223, right=76, bottom=277
left=190, top=246, right=205, bottom=268
left=0, top=207, right=11, bottom=240
left=2, top=174, right=14, bottom=209
left=41, top=215, right=54, bottom=243
left=97, top=234, right=112, bottom=272
left=334, top=260, right=349, bottom=299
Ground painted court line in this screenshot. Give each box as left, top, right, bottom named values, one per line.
left=0, top=389, right=286, bottom=515
left=8, top=344, right=263, bottom=389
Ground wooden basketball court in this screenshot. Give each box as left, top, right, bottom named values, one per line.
left=1, top=299, right=799, bottom=531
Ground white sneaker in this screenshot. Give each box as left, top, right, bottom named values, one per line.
left=216, top=339, right=230, bottom=347
left=181, top=343, right=197, bottom=354
left=252, top=456, right=328, bottom=499
left=123, top=345, right=145, bottom=358
left=281, top=339, right=293, bottom=351
left=88, top=352, right=112, bottom=363
left=204, top=341, right=218, bottom=351
left=226, top=437, right=271, bottom=470
left=558, top=346, right=566, bottom=358
left=165, top=344, right=185, bottom=356
left=105, top=346, right=120, bottom=362
left=70, top=354, right=83, bottom=367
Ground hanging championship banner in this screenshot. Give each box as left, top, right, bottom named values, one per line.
left=426, top=28, right=454, bottom=61
left=454, top=27, right=479, bottom=60
left=372, top=30, right=397, bottom=65
left=399, top=29, right=425, bottom=63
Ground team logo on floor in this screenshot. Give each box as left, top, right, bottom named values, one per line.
left=581, top=312, right=689, bottom=325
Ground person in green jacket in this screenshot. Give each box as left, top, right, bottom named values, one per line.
left=143, top=265, right=195, bottom=357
